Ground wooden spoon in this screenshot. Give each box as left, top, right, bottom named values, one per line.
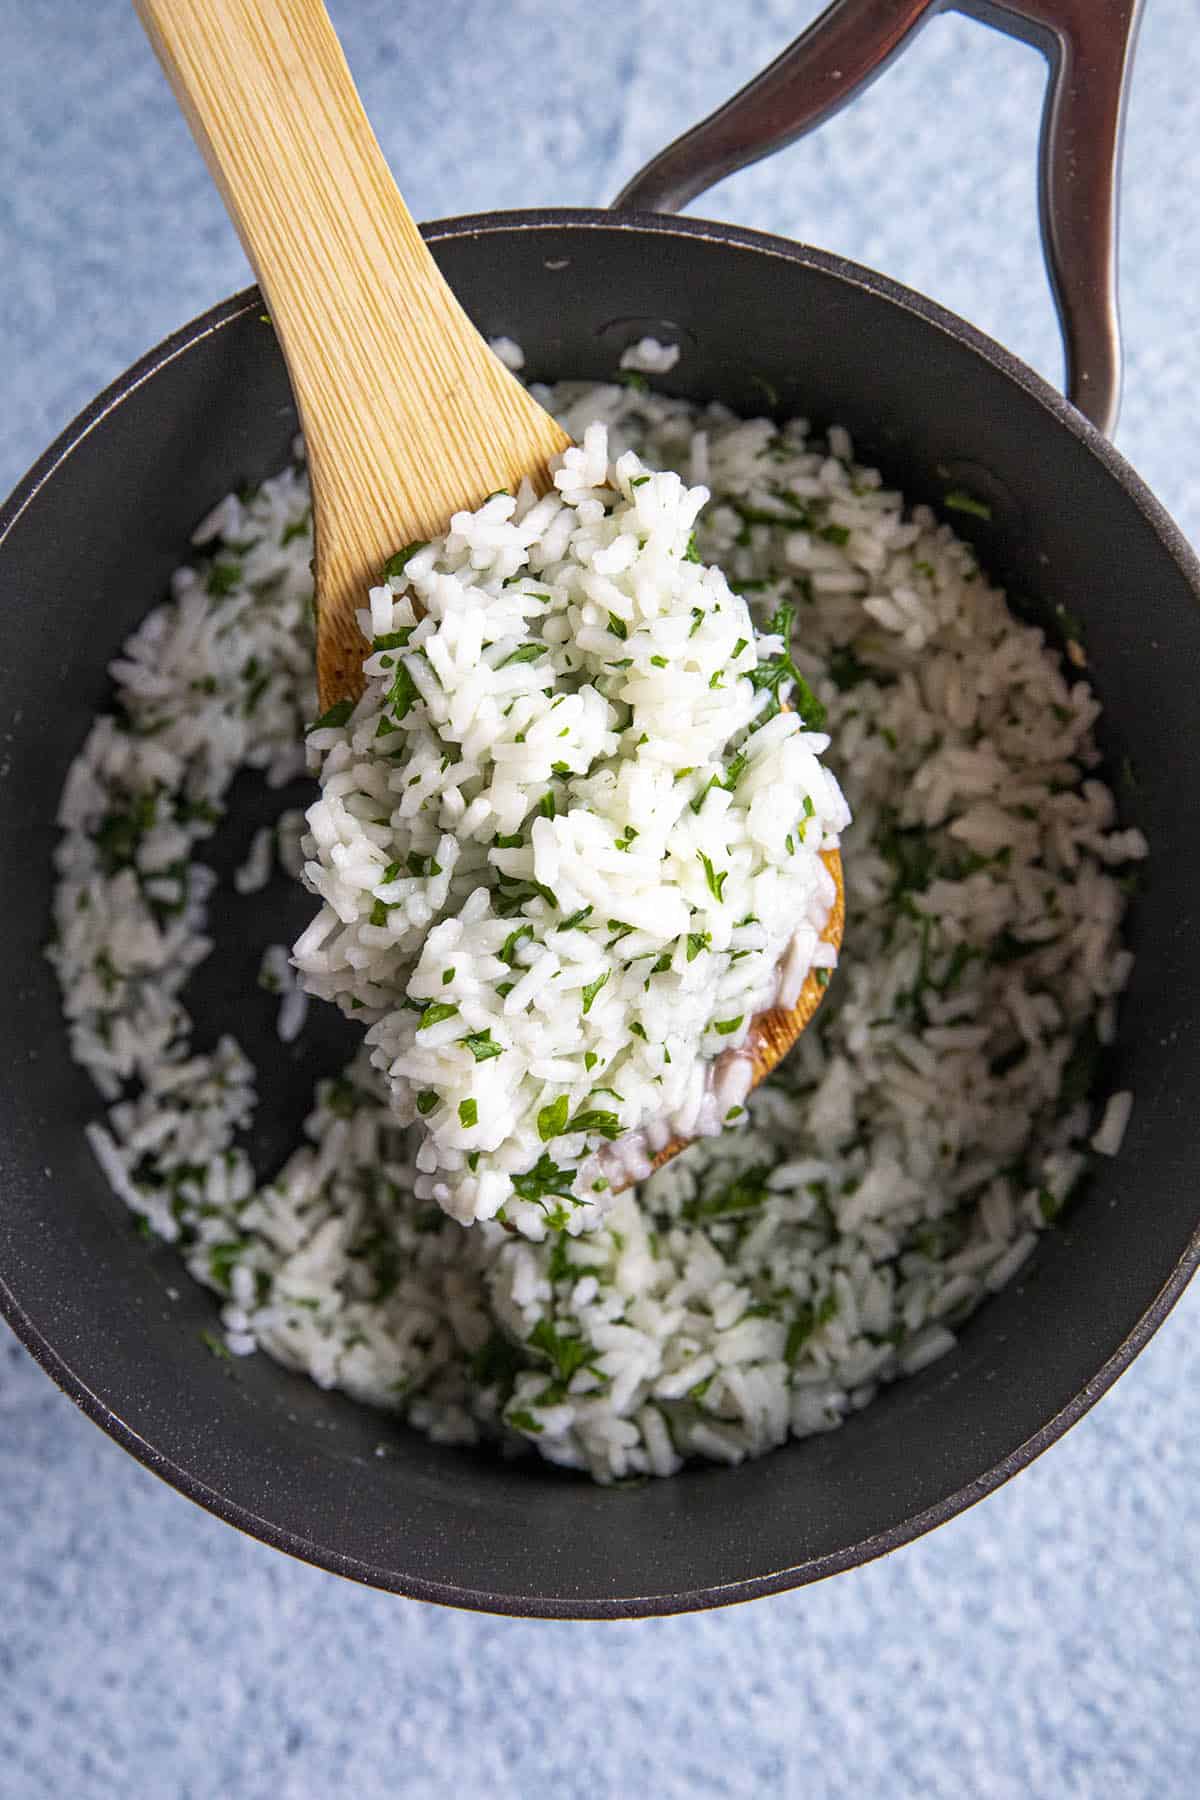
left=135, top=0, right=569, bottom=709
left=134, top=0, right=843, bottom=1165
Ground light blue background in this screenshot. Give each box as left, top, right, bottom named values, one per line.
left=3, top=3, right=1198, bottom=1794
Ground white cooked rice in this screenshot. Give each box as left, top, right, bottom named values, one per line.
left=1091, top=1088, right=1133, bottom=1157
left=293, top=427, right=847, bottom=1234
left=620, top=337, right=681, bottom=375
left=46, top=372, right=1146, bottom=1483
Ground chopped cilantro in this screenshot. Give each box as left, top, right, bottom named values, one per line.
left=944, top=490, right=992, bottom=521
left=382, top=540, right=428, bottom=581
left=307, top=699, right=354, bottom=734
left=582, top=972, right=609, bottom=1014
left=418, top=1001, right=459, bottom=1030
left=499, top=923, right=534, bottom=966
left=537, top=1096, right=570, bottom=1141
left=685, top=1167, right=769, bottom=1222
left=207, top=1241, right=247, bottom=1292
left=458, top=1098, right=478, bottom=1128
left=205, top=559, right=242, bottom=597
left=461, top=1030, right=503, bottom=1062
left=698, top=851, right=728, bottom=902
left=469, top=1332, right=525, bottom=1394
left=406, top=850, right=441, bottom=877
left=694, top=766, right=723, bottom=810
left=511, top=1152, right=577, bottom=1209
left=528, top=1318, right=592, bottom=1382
left=384, top=663, right=419, bottom=719
left=373, top=626, right=414, bottom=651
left=565, top=1108, right=621, bottom=1140
left=750, top=601, right=826, bottom=729
left=784, top=1291, right=838, bottom=1361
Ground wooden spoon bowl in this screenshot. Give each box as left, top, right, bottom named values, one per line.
left=645, top=846, right=844, bottom=1183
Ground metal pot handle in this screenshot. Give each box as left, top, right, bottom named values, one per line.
left=613, top=0, right=1143, bottom=437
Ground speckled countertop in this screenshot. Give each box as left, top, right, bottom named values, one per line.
left=3, top=2, right=1200, bottom=1795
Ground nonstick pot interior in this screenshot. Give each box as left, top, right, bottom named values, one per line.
left=2, top=212, right=1198, bottom=1618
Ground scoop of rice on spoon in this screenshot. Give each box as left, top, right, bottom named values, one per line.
left=135, top=0, right=846, bottom=1229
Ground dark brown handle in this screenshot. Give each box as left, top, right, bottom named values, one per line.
left=615, top=0, right=1144, bottom=437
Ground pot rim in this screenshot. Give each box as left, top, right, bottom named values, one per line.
left=3, top=204, right=1199, bottom=1619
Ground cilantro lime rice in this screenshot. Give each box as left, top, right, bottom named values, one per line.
left=293, top=426, right=847, bottom=1236
left=49, top=375, right=1144, bottom=1482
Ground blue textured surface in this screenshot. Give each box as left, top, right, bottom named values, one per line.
left=2, top=2, right=1199, bottom=1793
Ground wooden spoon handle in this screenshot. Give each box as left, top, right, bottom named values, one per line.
left=134, top=0, right=567, bottom=699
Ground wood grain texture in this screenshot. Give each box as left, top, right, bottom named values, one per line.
left=134, top=0, right=570, bottom=709
left=639, top=847, right=844, bottom=1185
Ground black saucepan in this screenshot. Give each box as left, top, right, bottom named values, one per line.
left=2, top=0, right=1196, bottom=1617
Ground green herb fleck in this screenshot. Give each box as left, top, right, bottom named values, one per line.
left=944, top=490, right=992, bottom=521
left=418, top=1001, right=459, bottom=1030
left=373, top=626, right=414, bottom=651
left=511, top=1152, right=577, bottom=1210
left=201, top=1330, right=232, bottom=1362
left=205, top=559, right=242, bottom=598
left=698, top=851, right=728, bottom=903
left=384, top=663, right=419, bottom=719
left=307, top=699, right=354, bottom=734
left=528, top=1318, right=592, bottom=1382
left=538, top=1095, right=570, bottom=1141
left=499, top=923, right=534, bottom=966
left=382, top=540, right=428, bottom=581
